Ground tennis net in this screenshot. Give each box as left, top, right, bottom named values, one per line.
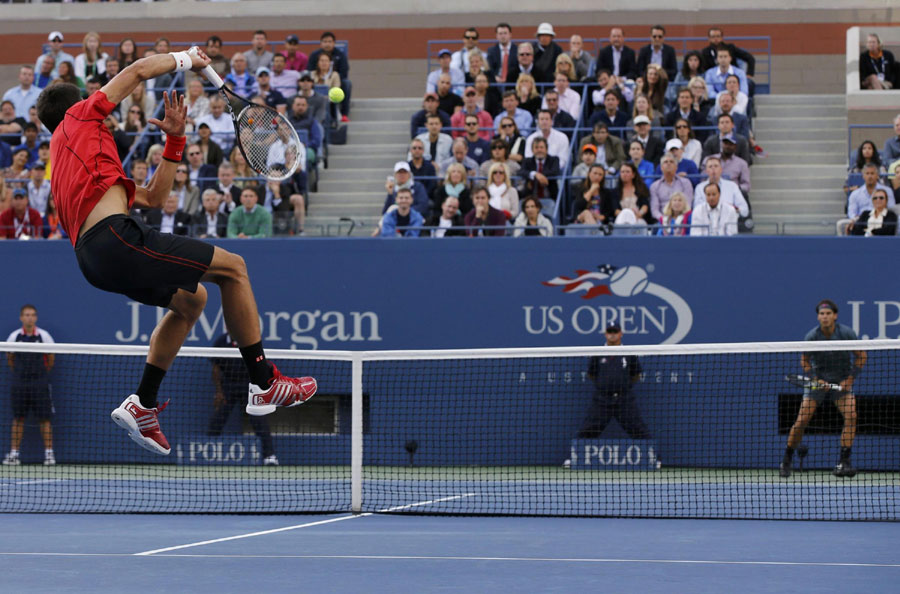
left=0, top=340, right=897, bottom=519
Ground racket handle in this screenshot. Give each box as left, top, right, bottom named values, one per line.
left=188, top=46, right=225, bottom=89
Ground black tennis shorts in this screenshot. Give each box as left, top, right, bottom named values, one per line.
left=75, top=214, right=215, bottom=308
left=11, top=382, right=53, bottom=419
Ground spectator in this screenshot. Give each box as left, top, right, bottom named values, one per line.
left=281, top=34, right=309, bottom=72
left=566, top=35, right=593, bottom=81
left=487, top=22, right=518, bottom=84
left=3, top=148, right=30, bottom=185
left=541, top=90, right=576, bottom=138
left=513, top=196, right=554, bottom=236
left=385, top=161, right=430, bottom=217
left=42, top=195, right=65, bottom=240
left=100, top=57, right=119, bottom=85
left=493, top=90, right=533, bottom=135
left=705, top=46, right=749, bottom=98
left=690, top=181, right=738, bottom=236
left=36, top=141, right=50, bottom=178
left=191, top=189, right=229, bottom=238
left=588, top=91, right=629, bottom=138
left=628, top=95, right=663, bottom=139
left=2, top=305, right=55, bottom=467
left=425, top=195, right=465, bottom=237
left=487, top=162, right=519, bottom=218
left=432, top=162, right=473, bottom=215
left=461, top=114, right=492, bottom=164
left=224, top=53, right=257, bottom=98
left=308, top=31, right=351, bottom=120
left=227, top=186, right=272, bottom=238
left=703, top=113, right=751, bottom=165
left=195, top=123, right=225, bottom=167
left=254, top=67, right=287, bottom=115
left=410, top=93, right=451, bottom=139
left=712, top=74, right=749, bottom=118
left=662, top=137, right=700, bottom=178
left=628, top=115, right=664, bottom=166
left=1, top=188, right=42, bottom=239
left=286, top=95, right=322, bottom=153
left=847, top=163, right=894, bottom=218
left=414, top=114, right=453, bottom=168
left=882, top=114, right=900, bottom=164
left=673, top=118, right=703, bottom=167
left=627, top=140, right=655, bottom=178
left=102, top=112, right=130, bottom=162
left=73, top=32, right=107, bottom=85
left=184, top=79, right=210, bottom=133
left=650, top=153, right=693, bottom=220
left=555, top=52, right=578, bottom=83
left=116, top=37, right=137, bottom=69
left=245, top=30, right=274, bottom=73
left=667, top=50, right=704, bottom=106
left=665, top=87, right=706, bottom=134
left=214, top=163, right=242, bottom=214
left=171, top=163, right=200, bottom=214
left=0, top=101, right=25, bottom=148
left=596, top=27, right=637, bottom=80
left=427, top=49, right=465, bottom=94
left=201, top=36, right=229, bottom=84
left=572, top=143, right=598, bottom=178
left=612, top=162, right=654, bottom=225
left=465, top=185, right=506, bottom=236
left=310, top=52, right=341, bottom=91
left=407, top=138, right=438, bottom=195
left=509, top=42, right=538, bottom=83
left=712, top=92, right=751, bottom=141
left=657, top=191, right=692, bottom=236
left=525, top=110, right=570, bottom=169
left=451, top=87, right=494, bottom=140
left=452, top=27, right=481, bottom=73
left=706, top=135, right=751, bottom=195
left=35, top=31, right=74, bottom=80
left=145, top=144, right=164, bottom=180
left=472, top=72, right=502, bottom=118
left=522, top=136, right=560, bottom=199
left=2, top=66, right=40, bottom=119
left=848, top=188, right=897, bottom=235
left=495, top=116, right=527, bottom=163
left=439, top=138, right=479, bottom=178
left=860, top=33, right=896, bottom=90
left=688, top=76, right=715, bottom=123
left=572, top=164, right=615, bottom=227
left=692, top=156, right=749, bottom=217
left=849, top=140, right=886, bottom=177
left=579, top=122, right=626, bottom=175
left=514, top=73, right=542, bottom=117
left=296, top=72, right=328, bottom=126
left=543, top=75, right=580, bottom=121
left=270, top=54, right=300, bottom=97
left=589, top=69, right=633, bottom=115
left=479, top=138, right=521, bottom=180
left=635, top=64, right=668, bottom=115
left=129, top=159, right=148, bottom=190
left=145, top=192, right=191, bottom=235
left=33, top=55, right=55, bottom=90
left=26, top=162, right=50, bottom=216
left=263, top=175, right=306, bottom=236
left=637, top=25, right=678, bottom=82
left=14, top=123, right=40, bottom=167
left=700, top=28, right=756, bottom=83
left=531, top=22, right=563, bottom=84
left=380, top=188, right=424, bottom=237
left=120, top=82, right=156, bottom=134
left=436, top=73, right=464, bottom=117
left=185, top=142, right=218, bottom=191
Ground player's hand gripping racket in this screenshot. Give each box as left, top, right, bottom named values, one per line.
left=784, top=374, right=845, bottom=394
left=188, top=46, right=302, bottom=181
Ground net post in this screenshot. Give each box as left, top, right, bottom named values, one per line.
left=350, top=354, right=363, bottom=513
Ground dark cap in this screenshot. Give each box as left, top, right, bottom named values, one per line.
left=438, top=48, right=452, bottom=57
left=197, top=122, right=210, bottom=130
left=299, top=71, right=313, bottom=82
left=286, top=34, right=300, bottom=43
left=605, top=323, right=622, bottom=333
left=12, top=188, right=27, bottom=198
left=32, top=161, right=46, bottom=170
left=721, top=132, right=736, bottom=144
left=816, top=299, right=838, bottom=314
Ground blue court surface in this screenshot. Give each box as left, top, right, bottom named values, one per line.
left=0, top=513, right=897, bottom=593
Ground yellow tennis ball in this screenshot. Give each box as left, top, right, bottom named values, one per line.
left=328, top=87, right=345, bottom=103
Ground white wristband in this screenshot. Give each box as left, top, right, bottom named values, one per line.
left=170, top=51, right=192, bottom=73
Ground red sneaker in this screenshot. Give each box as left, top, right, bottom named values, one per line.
left=111, top=395, right=171, bottom=455
left=246, top=365, right=318, bottom=416
left=340, top=114, right=349, bottom=122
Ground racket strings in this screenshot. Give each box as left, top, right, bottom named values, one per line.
left=236, top=105, right=302, bottom=181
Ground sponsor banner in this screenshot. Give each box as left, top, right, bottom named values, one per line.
left=175, top=436, right=261, bottom=466
left=568, top=439, right=661, bottom=470
left=1, top=238, right=898, bottom=349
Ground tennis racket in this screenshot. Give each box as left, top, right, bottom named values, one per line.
left=188, top=46, right=301, bottom=181
left=784, top=374, right=844, bottom=393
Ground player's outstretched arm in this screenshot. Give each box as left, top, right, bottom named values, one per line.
left=134, top=92, right=188, bottom=209
left=100, top=50, right=210, bottom=106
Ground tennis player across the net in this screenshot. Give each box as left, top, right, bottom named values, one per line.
left=35, top=47, right=317, bottom=455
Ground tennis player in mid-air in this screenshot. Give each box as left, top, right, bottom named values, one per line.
left=36, top=47, right=317, bottom=456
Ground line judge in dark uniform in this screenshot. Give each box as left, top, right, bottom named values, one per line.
left=575, top=323, right=651, bottom=440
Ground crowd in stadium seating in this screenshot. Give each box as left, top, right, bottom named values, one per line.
left=0, top=29, right=352, bottom=239
left=843, top=113, right=900, bottom=235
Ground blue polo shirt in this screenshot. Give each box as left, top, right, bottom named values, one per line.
left=803, top=323, right=858, bottom=384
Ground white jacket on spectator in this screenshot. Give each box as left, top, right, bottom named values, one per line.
left=412, top=132, right=453, bottom=167
left=524, top=129, right=570, bottom=169
left=513, top=211, right=554, bottom=236
left=693, top=178, right=748, bottom=217
left=690, top=200, right=739, bottom=236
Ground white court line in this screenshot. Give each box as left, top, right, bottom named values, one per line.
left=0, top=552, right=898, bottom=568
left=0, top=478, right=68, bottom=487
left=133, top=493, right=475, bottom=556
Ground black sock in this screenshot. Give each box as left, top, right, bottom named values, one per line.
left=783, top=447, right=794, bottom=464
left=136, top=363, right=166, bottom=409
left=240, top=341, right=274, bottom=387
left=840, top=446, right=852, bottom=463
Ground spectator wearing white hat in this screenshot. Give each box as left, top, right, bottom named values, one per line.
left=628, top=115, right=664, bottom=166
left=427, top=49, right=465, bottom=95
left=661, top=137, right=699, bottom=178
left=532, top=22, right=563, bottom=84
left=383, top=161, right=431, bottom=218
left=35, top=31, right=74, bottom=81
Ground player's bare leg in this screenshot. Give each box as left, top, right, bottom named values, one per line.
left=782, top=399, right=817, bottom=477
left=201, top=246, right=317, bottom=415
left=146, top=285, right=209, bottom=371
left=39, top=420, right=54, bottom=465
left=2, top=419, right=25, bottom=465
left=833, top=394, right=858, bottom=477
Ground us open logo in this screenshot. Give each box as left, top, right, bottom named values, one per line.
left=524, top=264, right=694, bottom=343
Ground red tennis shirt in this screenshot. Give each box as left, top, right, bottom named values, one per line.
left=50, top=91, right=136, bottom=246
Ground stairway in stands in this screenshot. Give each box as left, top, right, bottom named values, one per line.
left=750, top=94, right=848, bottom=235
left=306, top=98, right=421, bottom=236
